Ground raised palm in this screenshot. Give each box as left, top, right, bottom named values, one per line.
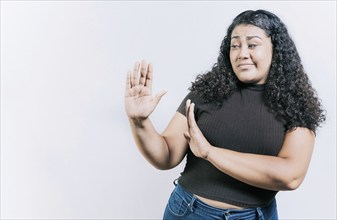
left=125, top=60, right=166, bottom=120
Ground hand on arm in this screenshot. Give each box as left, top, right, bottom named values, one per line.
left=184, top=100, right=315, bottom=191
left=184, top=99, right=213, bottom=159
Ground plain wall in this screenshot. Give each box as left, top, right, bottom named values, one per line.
left=1, top=1, right=336, bottom=219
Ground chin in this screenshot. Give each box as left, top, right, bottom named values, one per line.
left=238, top=78, right=257, bottom=84
left=237, top=74, right=265, bottom=84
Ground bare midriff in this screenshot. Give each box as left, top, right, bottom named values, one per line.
left=195, top=194, right=243, bottom=210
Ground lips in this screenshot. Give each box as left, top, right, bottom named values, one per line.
left=237, top=63, right=254, bottom=67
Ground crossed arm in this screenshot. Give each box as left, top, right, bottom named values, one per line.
left=185, top=100, right=315, bottom=191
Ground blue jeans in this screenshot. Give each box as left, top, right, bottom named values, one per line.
left=163, top=183, right=278, bottom=220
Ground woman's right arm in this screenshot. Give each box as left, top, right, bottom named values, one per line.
left=125, top=60, right=188, bottom=170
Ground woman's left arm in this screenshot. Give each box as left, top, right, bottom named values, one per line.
left=184, top=100, right=315, bottom=191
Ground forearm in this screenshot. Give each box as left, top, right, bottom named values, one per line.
left=207, top=147, right=302, bottom=191
left=185, top=101, right=314, bottom=192
left=129, top=117, right=170, bottom=170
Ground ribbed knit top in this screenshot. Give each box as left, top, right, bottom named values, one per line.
left=176, top=83, right=286, bottom=207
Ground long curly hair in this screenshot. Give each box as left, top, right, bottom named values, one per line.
left=190, top=9, right=326, bottom=131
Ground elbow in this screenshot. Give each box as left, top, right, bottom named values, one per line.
left=270, top=168, right=304, bottom=190
left=270, top=162, right=307, bottom=191
left=284, top=179, right=302, bottom=191
left=148, top=160, right=170, bottom=170
left=150, top=159, right=176, bottom=170
left=153, top=160, right=180, bottom=170
left=153, top=164, right=171, bottom=170
left=277, top=176, right=304, bottom=191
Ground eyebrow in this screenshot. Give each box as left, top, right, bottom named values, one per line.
left=231, top=35, right=263, bottom=40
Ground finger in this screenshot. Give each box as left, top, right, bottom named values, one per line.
left=125, top=71, right=132, bottom=93
left=139, top=60, right=147, bottom=86
left=153, top=90, right=167, bottom=104
left=184, top=131, right=191, bottom=142
left=188, top=103, right=197, bottom=129
left=185, top=99, right=191, bottom=116
left=132, top=61, right=140, bottom=87
left=145, top=63, right=153, bottom=89
left=185, top=99, right=191, bottom=128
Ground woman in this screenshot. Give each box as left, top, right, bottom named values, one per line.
left=124, top=10, right=325, bottom=220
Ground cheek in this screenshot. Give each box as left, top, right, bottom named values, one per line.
left=262, top=47, right=273, bottom=67
left=255, top=51, right=272, bottom=67
left=229, top=52, right=236, bottom=66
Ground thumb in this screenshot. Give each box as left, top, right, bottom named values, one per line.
left=153, top=90, right=167, bottom=104
left=184, top=131, right=190, bottom=141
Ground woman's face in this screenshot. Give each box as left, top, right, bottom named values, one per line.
left=229, top=24, right=273, bottom=84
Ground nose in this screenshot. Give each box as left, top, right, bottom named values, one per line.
left=238, top=46, right=249, bottom=60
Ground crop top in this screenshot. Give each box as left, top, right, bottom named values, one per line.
left=176, top=83, right=286, bottom=208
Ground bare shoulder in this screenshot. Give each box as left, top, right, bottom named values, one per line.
left=279, top=127, right=315, bottom=159
left=284, top=127, right=315, bottom=143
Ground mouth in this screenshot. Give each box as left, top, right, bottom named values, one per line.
left=237, top=63, right=254, bottom=67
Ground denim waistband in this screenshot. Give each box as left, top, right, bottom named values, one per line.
left=173, top=183, right=267, bottom=220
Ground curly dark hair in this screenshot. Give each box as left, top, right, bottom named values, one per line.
left=190, top=9, right=326, bottom=132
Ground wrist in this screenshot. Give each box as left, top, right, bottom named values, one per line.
left=204, top=145, right=216, bottom=162
left=128, top=116, right=149, bottom=129
left=202, top=144, right=214, bottom=160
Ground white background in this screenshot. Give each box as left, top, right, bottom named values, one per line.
left=1, top=1, right=336, bottom=219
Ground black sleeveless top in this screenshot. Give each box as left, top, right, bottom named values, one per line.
left=177, top=84, right=286, bottom=207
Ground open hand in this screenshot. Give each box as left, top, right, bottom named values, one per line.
left=125, top=60, right=166, bottom=121
left=184, top=99, right=212, bottom=159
